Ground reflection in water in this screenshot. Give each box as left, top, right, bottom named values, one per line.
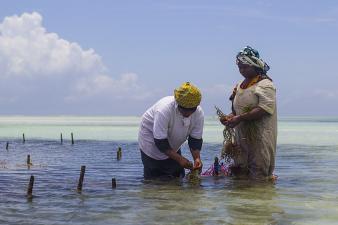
left=1, top=140, right=338, bottom=225
left=139, top=179, right=214, bottom=225
left=224, top=180, right=283, bottom=224
left=135, top=177, right=285, bottom=225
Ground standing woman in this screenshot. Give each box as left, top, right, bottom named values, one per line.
left=221, top=46, right=277, bottom=180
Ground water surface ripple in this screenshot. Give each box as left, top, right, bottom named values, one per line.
left=1, top=140, right=338, bottom=225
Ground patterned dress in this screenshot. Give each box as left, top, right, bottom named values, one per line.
left=232, top=79, right=277, bottom=178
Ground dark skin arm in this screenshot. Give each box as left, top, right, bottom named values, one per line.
left=190, top=149, right=202, bottom=170
left=221, top=107, right=269, bottom=128
left=164, top=149, right=193, bottom=169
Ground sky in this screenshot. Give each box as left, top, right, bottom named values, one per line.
left=0, top=0, right=338, bottom=116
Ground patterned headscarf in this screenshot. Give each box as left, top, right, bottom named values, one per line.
left=236, top=46, right=270, bottom=74
left=174, top=82, right=202, bottom=108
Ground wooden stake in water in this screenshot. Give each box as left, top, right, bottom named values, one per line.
left=27, top=175, right=34, bottom=199
left=71, top=133, right=74, bottom=145
left=77, top=166, right=86, bottom=193
left=23, top=133, right=25, bottom=143
left=6, top=142, right=9, bottom=150
left=27, top=154, right=31, bottom=165
left=60, top=133, right=63, bottom=144
left=112, top=178, right=117, bottom=189
left=117, top=147, right=122, bottom=160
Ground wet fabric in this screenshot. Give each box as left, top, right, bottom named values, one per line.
left=154, top=138, right=171, bottom=153
left=201, top=164, right=229, bottom=176
left=141, top=149, right=185, bottom=179
left=232, top=79, right=277, bottom=178
left=187, top=136, right=203, bottom=150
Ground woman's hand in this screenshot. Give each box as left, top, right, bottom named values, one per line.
left=193, top=158, right=203, bottom=170
left=225, top=115, right=242, bottom=128
left=178, top=156, right=193, bottom=169
left=165, top=150, right=193, bottom=169
left=220, top=114, right=234, bottom=126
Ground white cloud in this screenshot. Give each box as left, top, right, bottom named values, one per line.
left=0, top=12, right=151, bottom=113
left=66, top=73, right=153, bottom=102
left=0, top=12, right=104, bottom=78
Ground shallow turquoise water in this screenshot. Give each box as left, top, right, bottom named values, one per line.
left=0, top=116, right=338, bottom=225
left=1, top=116, right=338, bottom=145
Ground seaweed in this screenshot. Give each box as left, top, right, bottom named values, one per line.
left=186, top=169, right=201, bottom=184
left=215, top=106, right=240, bottom=163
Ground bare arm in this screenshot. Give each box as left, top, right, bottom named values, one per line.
left=190, top=148, right=202, bottom=170
left=190, top=148, right=200, bottom=161
left=154, top=137, right=193, bottom=169
left=164, top=149, right=193, bottom=169
left=226, top=107, right=269, bottom=128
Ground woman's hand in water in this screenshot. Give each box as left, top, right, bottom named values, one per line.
left=178, top=156, right=193, bottom=169
left=193, top=158, right=203, bottom=171
left=165, top=150, right=193, bottom=169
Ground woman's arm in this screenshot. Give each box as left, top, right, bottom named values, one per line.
left=164, top=149, right=193, bottom=169
left=225, top=107, right=269, bottom=128
left=220, top=113, right=234, bottom=125
left=190, top=149, right=202, bottom=170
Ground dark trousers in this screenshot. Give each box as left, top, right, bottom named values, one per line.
left=140, top=150, right=185, bottom=179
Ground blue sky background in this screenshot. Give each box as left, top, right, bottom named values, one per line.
left=0, top=0, right=338, bottom=116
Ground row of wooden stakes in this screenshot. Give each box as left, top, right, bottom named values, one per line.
left=27, top=165, right=118, bottom=199
left=4, top=134, right=123, bottom=161
left=25, top=147, right=122, bottom=199
left=5, top=133, right=75, bottom=150
left=24, top=146, right=123, bottom=166
left=3, top=135, right=123, bottom=199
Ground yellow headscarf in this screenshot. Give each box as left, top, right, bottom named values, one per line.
left=174, top=82, right=202, bottom=108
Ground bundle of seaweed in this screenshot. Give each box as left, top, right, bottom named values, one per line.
left=186, top=169, right=201, bottom=184
left=215, top=106, right=240, bottom=163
